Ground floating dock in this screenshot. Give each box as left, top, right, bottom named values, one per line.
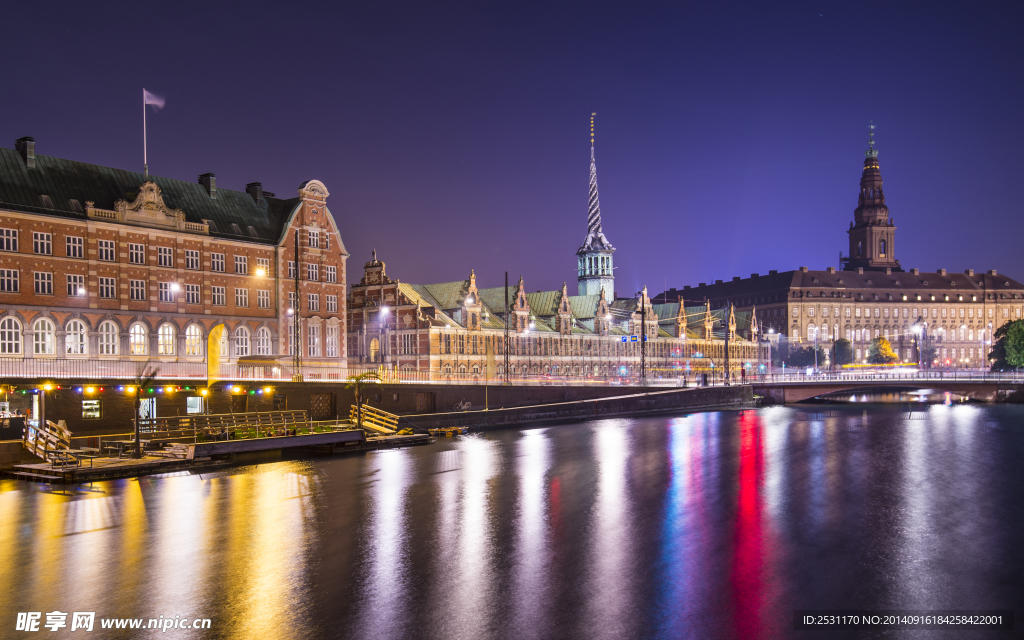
left=4, top=429, right=431, bottom=483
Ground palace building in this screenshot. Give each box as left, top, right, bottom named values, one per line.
left=0, top=137, right=349, bottom=383
left=348, top=121, right=765, bottom=381
left=655, top=129, right=1024, bottom=368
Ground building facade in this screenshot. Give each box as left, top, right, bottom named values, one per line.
left=348, top=123, right=765, bottom=382
left=0, top=137, right=348, bottom=383
left=655, top=133, right=1024, bottom=368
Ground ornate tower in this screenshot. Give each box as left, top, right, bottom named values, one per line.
left=577, top=113, right=616, bottom=296
left=843, top=123, right=901, bottom=272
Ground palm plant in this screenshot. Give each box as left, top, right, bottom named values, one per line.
left=345, top=371, right=381, bottom=430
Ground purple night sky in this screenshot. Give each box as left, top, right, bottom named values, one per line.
left=4, top=2, right=1022, bottom=296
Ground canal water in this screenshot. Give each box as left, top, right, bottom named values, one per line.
left=2, top=403, right=1023, bottom=639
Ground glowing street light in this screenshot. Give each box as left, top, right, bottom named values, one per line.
left=255, top=267, right=267, bottom=277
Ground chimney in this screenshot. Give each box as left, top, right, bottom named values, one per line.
left=965, top=269, right=974, bottom=276
left=988, top=269, right=998, bottom=276
left=199, top=173, right=217, bottom=199
left=911, top=268, right=920, bottom=275
left=938, top=268, right=946, bottom=276
left=751, top=273, right=759, bottom=278
left=15, top=137, right=35, bottom=168
left=857, top=267, right=864, bottom=274
left=799, top=266, right=808, bottom=272
left=246, top=182, right=263, bottom=204
left=886, top=268, right=892, bottom=275
left=827, top=266, right=836, bottom=274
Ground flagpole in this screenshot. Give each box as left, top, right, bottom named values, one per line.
left=143, top=88, right=148, bottom=178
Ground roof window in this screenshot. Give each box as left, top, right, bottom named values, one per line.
left=40, top=195, right=53, bottom=208
left=247, top=226, right=258, bottom=237
left=202, top=218, right=218, bottom=232
left=69, top=199, right=83, bottom=213
left=230, top=223, right=242, bottom=235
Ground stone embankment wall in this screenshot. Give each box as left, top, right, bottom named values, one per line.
left=396, top=385, right=753, bottom=431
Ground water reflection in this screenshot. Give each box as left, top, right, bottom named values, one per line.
left=1, top=404, right=1022, bottom=639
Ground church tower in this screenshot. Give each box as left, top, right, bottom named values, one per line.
left=577, top=113, right=616, bottom=296
left=843, top=123, right=901, bottom=272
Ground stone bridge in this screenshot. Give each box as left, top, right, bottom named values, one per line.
left=750, top=373, right=1024, bottom=404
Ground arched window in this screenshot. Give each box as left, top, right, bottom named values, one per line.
left=185, top=325, right=203, bottom=357
left=807, top=323, right=816, bottom=341
left=129, top=324, right=148, bottom=355
left=369, top=338, right=380, bottom=362
left=65, top=319, right=87, bottom=355
left=255, top=327, right=271, bottom=356
left=879, top=238, right=887, bottom=257
left=857, top=241, right=862, bottom=257
left=235, top=326, right=251, bottom=357
left=158, top=324, right=175, bottom=355
left=99, top=321, right=118, bottom=355
left=0, top=318, right=20, bottom=354
left=33, top=318, right=55, bottom=355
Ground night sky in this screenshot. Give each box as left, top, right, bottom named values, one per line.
left=4, top=2, right=1022, bottom=297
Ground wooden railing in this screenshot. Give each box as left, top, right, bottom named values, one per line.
left=138, top=410, right=310, bottom=440
left=349, top=404, right=398, bottom=435
left=23, top=419, right=72, bottom=463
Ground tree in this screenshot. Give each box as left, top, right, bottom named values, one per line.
left=345, top=371, right=382, bottom=430
left=989, top=319, right=1024, bottom=371
left=866, top=337, right=898, bottom=364
left=786, top=345, right=828, bottom=368
left=832, top=339, right=853, bottom=366
left=131, top=361, right=160, bottom=458
left=920, top=344, right=937, bottom=366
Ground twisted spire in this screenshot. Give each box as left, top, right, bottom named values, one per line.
left=580, top=112, right=614, bottom=251
left=588, top=112, right=602, bottom=236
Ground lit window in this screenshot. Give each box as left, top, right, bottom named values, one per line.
left=65, top=319, right=87, bottom=355
left=185, top=325, right=203, bottom=356
left=99, top=321, right=118, bottom=355
left=255, top=327, right=271, bottom=356
left=129, top=324, right=148, bottom=355
left=0, top=317, right=21, bottom=354
left=33, top=318, right=55, bottom=354
left=158, top=324, right=175, bottom=355
left=235, top=327, right=251, bottom=357
left=307, top=324, right=320, bottom=357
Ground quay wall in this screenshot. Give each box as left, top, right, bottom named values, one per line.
left=16, top=380, right=721, bottom=436
left=397, top=385, right=753, bottom=431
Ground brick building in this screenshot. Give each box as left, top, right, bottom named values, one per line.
left=0, top=137, right=348, bottom=395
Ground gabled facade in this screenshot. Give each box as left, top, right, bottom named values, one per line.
left=347, top=255, right=766, bottom=381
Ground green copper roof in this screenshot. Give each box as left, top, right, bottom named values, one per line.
left=0, top=147, right=298, bottom=244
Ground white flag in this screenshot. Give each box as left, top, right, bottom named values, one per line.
left=143, top=89, right=165, bottom=110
